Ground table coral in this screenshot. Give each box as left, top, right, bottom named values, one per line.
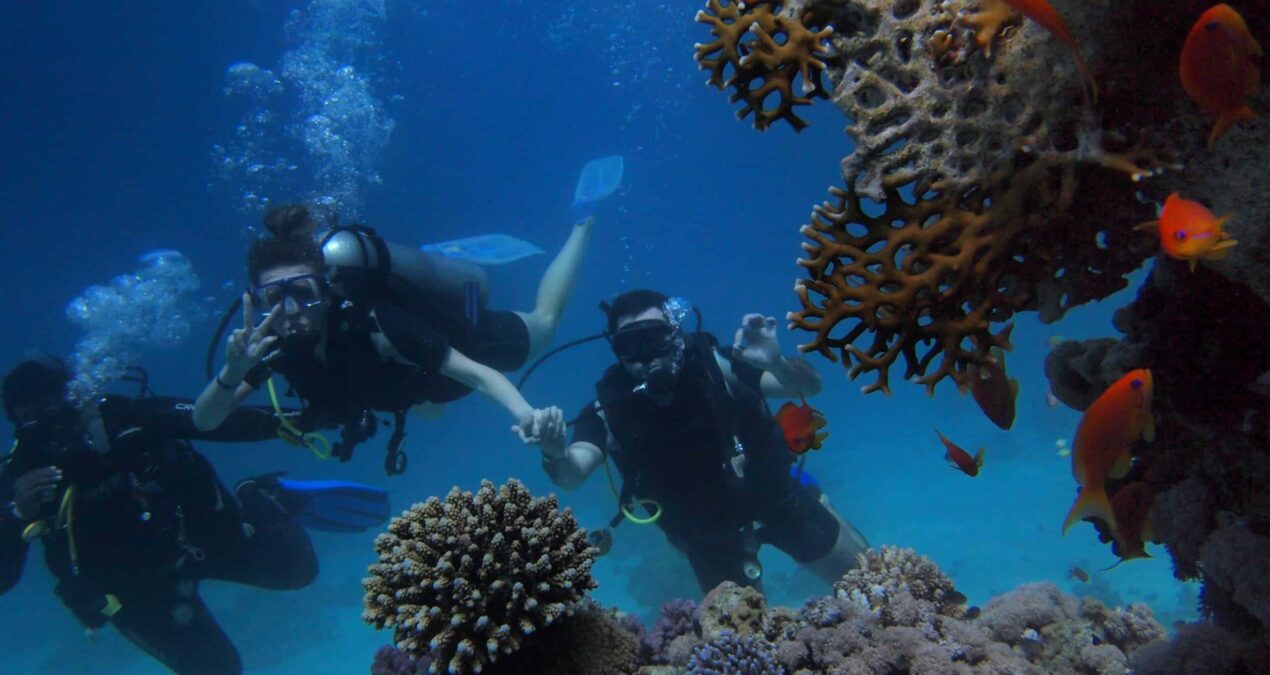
left=694, top=0, right=834, bottom=131
left=362, top=479, right=597, bottom=674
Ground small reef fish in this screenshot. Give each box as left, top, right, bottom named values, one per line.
left=1179, top=4, right=1263, bottom=149
left=776, top=396, right=828, bottom=455
left=1106, top=481, right=1155, bottom=566
left=1069, top=566, right=1090, bottom=583
left=1001, top=0, right=1098, bottom=103
left=1056, top=438, right=1070, bottom=457
left=935, top=428, right=985, bottom=477
left=1062, top=370, right=1155, bottom=538
left=1136, top=193, right=1238, bottom=272
left=970, top=347, right=1019, bottom=430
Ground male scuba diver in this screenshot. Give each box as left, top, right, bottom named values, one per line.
left=0, top=358, right=390, bottom=675
left=193, top=204, right=583, bottom=472
left=539, top=290, right=869, bottom=593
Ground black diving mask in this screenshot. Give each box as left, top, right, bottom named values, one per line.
left=610, top=320, right=675, bottom=363
left=250, top=274, right=327, bottom=319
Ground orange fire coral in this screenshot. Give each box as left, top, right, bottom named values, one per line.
left=694, top=0, right=834, bottom=131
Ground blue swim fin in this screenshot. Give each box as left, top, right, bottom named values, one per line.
left=275, top=478, right=392, bottom=534
left=571, top=155, right=624, bottom=221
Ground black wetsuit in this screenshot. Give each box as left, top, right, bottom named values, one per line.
left=0, top=396, right=317, bottom=675
left=249, top=299, right=530, bottom=460
left=568, top=334, right=841, bottom=593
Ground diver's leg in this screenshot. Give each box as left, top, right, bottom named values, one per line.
left=768, top=488, right=869, bottom=585
left=516, top=217, right=595, bottom=356
left=200, top=479, right=319, bottom=590
left=682, top=534, right=763, bottom=596
left=111, top=589, right=244, bottom=675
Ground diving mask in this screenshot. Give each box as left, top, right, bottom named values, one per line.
left=610, top=320, right=675, bottom=363
left=250, top=274, right=327, bottom=319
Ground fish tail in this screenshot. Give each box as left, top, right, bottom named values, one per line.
left=1208, top=106, right=1257, bottom=149
left=1072, top=51, right=1098, bottom=105
left=1062, top=485, right=1117, bottom=537
left=974, top=447, right=986, bottom=469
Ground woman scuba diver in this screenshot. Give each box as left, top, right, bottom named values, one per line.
left=193, top=204, right=582, bottom=471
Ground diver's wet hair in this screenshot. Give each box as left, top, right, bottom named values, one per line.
left=604, top=289, right=669, bottom=334
left=3, top=357, right=71, bottom=423
left=246, top=204, right=326, bottom=285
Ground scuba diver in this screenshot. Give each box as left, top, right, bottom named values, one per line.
left=0, top=358, right=390, bottom=675
left=192, top=203, right=586, bottom=472
left=538, top=290, right=870, bottom=594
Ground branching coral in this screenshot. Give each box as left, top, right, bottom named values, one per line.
left=833, top=546, right=966, bottom=625
left=362, top=479, right=597, bottom=674
left=778, top=0, right=1167, bottom=394
left=687, top=630, right=785, bottom=674
left=694, top=0, right=834, bottom=131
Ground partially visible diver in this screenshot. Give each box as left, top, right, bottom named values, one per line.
left=193, top=204, right=584, bottom=471
left=538, top=290, right=869, bottom=593
left=0, top=358, right=385, bottom=675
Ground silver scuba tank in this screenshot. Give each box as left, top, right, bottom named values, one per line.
left=320, top=227, right=489, bottom=315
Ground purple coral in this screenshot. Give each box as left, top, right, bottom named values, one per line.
left=371, top=645, right=430, bottom=675
left=686, top=630, right=784, bottom=675
left=644, top=599, right=698, bottom=665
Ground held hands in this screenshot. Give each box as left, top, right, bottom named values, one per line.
left=223, top=293, right=281, bottom=382
left=732, top=313, right=783, bottom=370
left=13, top=466, right=62, bottom=520
left=512, top=406, right=566, bottom=450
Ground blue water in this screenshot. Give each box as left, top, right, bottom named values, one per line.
left=0, top=2, right=1195, bottom=672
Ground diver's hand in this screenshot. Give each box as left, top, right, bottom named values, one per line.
left=224, top=293, right=281, bottom=380
left=13, top=466, right=62, bottom=520
left=513, top=407, right=565, bottom=446
left=732, top=314, right=782, bottom=370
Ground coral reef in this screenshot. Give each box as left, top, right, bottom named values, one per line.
left=777, top=0, right=1169, bottom=395
left=362, top=479, right=597, bottom=674
left=487, top=600, right=641, bottom=675
left=687, top=630, right=784, bottom=674
left=636, top=547, right=1163, bottom=674
left=694, top=0, right=834, bottom=131
left=644, top=600, right=700, bottom=665
left=372, top=645, right=431, bottom=675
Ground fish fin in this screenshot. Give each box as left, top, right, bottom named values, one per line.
left=1009, top=378, right=1020, bottom=399
left=1109, top=448, right=1133, bottom=480
left=974, top=447, right=986, bottom=469
left=1205, top=239, right=1238, bottom=261
left=1073, top=51, right=1098, bottom=105
left=1062, top=486, right=1117, bottom=537
left=1208, top=106, right=1257, bottom=149
left=1133, top=220, right=1160, bottom=232
left=1188, top=258, right=1198, bottom=273
left=1142, top=411, right=1156, bottom=443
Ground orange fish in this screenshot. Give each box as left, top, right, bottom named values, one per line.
left=1002, top=0, right=1099, bottom=103
left=1136, top=193, right=1237, bottom=272
left=1107, top=481, right=1155, bottom=565
left=970, top=347, right=1020, bottom=430
left=1062, top=370, right=1155, bottom=538
left=1069, top=566, right=1090, bottom=583
left=776, top=396, right=828, bottom=455
left=935, top=428, right=985, bottom=477
left=1180, top=4, right=1263, bottom=149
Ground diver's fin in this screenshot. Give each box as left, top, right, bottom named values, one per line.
left=275, top=478, right=391, bottom=534
left=420, top=234, right=545, bottom=266
left=571, top=155, right=624, bottom=220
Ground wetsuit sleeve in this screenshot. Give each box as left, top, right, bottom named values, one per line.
left=109, top=396, right=292, bottom=443
left=718, top=348, right=765, bottom=393
left=0, top=472, right=30, bottom=595
left=370, top=302, right=450, bottom=374
left=570, top=402, right=607, bottom=449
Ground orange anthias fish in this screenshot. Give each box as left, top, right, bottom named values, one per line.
left=1180, top=4, right=1263, bottom=149
left=970, top=347, right=1020, bottom=430
left=1062, top=369, right=1155, bottom=538
left=1106, top=481, right=1155, bottom=566
left=1136, top=193, right=1238, bottom=272
left=1002, top=0, right=1099, bottom=102
left=935, top=428, right=985, bottom=477
left=776, top=396, right=828, bottom=455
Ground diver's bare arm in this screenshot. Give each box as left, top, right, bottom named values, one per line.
left=192, top=375, right=257, bottom=431
left=758, top=356, right=822, bottom=398
left=542, top=441, right=605, bottom=491
left=438, top=348, right=535, bottom=423
left=195, top=294, right=279, bottom=431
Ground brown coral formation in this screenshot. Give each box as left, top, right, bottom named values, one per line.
left=694, top=0, right=834, bottom=131
left=777, top=0, right=1168, bottom=394
left=362, top=479, right=597, bottom=674
left=641, top=547, right=1165, bottom=674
